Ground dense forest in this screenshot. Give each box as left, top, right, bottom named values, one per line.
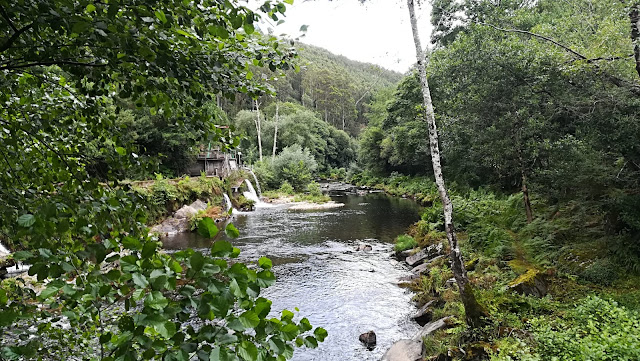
left=1, top=0, right=640, bottom=360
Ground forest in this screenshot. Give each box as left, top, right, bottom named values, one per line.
left=1, top=0, right=639, bottom=360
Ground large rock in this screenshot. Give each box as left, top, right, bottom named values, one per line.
left=150, top=217, right=190, bottom=236
left=381, top=339, right=423, bottom=361
left=509, top=269, right=548, bottom=298
left=411, top=300, right=435, bottom=326
left=397, top=274, right=419, bottom=287
left=410, top=255, right=445, bottom=274
left=413, top=316, right=452, bottom=341
left=174, top=205, right=198, bottom=219
left=359, top=330, right=377, bottom=350
left=405, top=244, right=443, bottom=267
left=189, top=199, right=208, bottom=211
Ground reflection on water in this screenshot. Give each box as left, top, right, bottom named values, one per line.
left=161, top=192, right=422, bottom=361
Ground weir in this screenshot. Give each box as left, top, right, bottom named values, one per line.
left=243, top=179, right=261, bottom=204
left=223, top=194, right=233, bottom=212
left=244, top=167, right=262, bottom=197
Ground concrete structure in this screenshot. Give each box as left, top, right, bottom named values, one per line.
left=187, top=142, right=240, bottom=178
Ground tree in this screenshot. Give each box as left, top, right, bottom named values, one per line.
left=406, top=0, right=487, bottom=328
left=0, top=0, right=327, bottom=358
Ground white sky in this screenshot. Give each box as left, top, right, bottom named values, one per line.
left=258, top=0, right=433, bottom=73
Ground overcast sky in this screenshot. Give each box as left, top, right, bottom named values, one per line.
left=259, top=0, right=434, bottom=73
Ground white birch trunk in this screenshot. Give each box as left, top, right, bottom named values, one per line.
left=272, top=102, right=279, bottom=159
left=407, top=0, right=486, bottom=328
left=254, top=100, right=263, bottom=162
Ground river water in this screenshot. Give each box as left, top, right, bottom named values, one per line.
left=162, top=191, right=422, bottom=361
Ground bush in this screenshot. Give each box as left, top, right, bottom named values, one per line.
left=395, top=234, right=417, bottom=252
left=307, top=181, right=322, bottom=197
left=580, top=259, right=618, bottom=286
left=531, top=296, right=640, bottom=360
left=270, top=145, right=318, bottom=191
left=278, top=181, right=294, bottom=195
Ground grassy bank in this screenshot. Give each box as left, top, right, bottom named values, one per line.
left=350, top=171, right=640, bottom=360
left=262, top=181, right=331, bottom=204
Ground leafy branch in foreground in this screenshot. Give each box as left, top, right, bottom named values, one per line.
left=1, top=220, right=326, bottom=360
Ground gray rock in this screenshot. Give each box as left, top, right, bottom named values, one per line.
left=395, top=249, right=414, bottom=261
left=406, top=244, right=444, bottom=267
left=413, top=316, right=452, bottom=341
left=412, top=300, right=435, bottom=326
left=355, top=244, right=373, bottom=252
left=381, top=339, right=423, bottom=361
left=397, top=274, right=419, bottom=287
left=445, top=278, right=457, bottom=288
left=189, top=199, right=208, bottom=211
left=411, top=255, right=445, bottom=274
left=359, top=330, right=377, bottom=350
left=174, top=205, right=198, bottom=219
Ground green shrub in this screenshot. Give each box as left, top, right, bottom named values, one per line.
left=395, top=234, right=417, bottom=252
left=307, top=181, right=322, bottom=197
left=531, top=296, right=640, bottom=360
left=278, top=181, right=294, bottom=195
left=580, top=259, right=618, bottom=286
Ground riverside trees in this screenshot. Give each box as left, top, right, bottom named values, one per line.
left=0, top=0, right=326, bottom=359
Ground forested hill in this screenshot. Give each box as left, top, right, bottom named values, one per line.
left=220, top=42, right=403, bottom=136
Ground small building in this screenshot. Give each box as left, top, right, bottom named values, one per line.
left=187, top=142, right=241, bottom=178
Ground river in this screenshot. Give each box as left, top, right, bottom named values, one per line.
left=162, top=191, right=422, bottom=361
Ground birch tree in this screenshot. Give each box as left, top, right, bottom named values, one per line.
left=406, top=0, right=487, bottom=328
left=254, top=99, right=264, bottom=162
left=273, top=102, right=280, bottom=158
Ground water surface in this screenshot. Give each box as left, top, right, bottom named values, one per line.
left=163, top=192, right=422, bottom=360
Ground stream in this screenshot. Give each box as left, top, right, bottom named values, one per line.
left=162, top=190, right=422, bottom=361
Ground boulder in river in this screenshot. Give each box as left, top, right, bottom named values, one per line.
left=380, top=339, right=423, bottom=361
left=355, top=244, right=373, bottom=252
left=359, top=330, right=377, bottom=350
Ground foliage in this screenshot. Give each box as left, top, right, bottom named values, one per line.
left=257, top=145, right=317, bottom=191
left=394, top=234, right=417, bottom=252
left=235, top=104, right=357, bottom=171
left=0, top=0, right=329, bottom=359
left=531, top=296, right=640, bottom=360
left=580, top=259, right=619, bottom=286
left=278, top=181, right=295, bottom=196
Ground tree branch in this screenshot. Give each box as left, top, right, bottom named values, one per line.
left=479, top=22, right=587, bottom=60
left=0, top=23, right=34, bottom=53
left=0, top=60, right=108, bottom=71
left=0, top=5, right=17, bottom=32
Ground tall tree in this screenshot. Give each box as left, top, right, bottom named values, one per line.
left=406, top=0, right=486, bottom=328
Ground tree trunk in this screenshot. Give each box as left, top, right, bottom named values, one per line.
left=518, top=148, right=533, bottom=223
left=630, top=4, right=640, bottom=78
left=254, top=100, right=263, bottom=162
left=273, top=102, right=279, bottom=159
left=407, top=0, right=487, bottom=328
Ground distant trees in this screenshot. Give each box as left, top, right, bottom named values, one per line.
left=235, top=102, right=357, bottom=173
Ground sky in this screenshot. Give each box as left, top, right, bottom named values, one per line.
left=257, top=0, right=434, bottom=73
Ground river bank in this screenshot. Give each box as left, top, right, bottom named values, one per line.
left=348, top=172, right=640, bottom=360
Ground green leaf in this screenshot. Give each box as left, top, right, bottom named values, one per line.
left=239, top=310, right=260, bottom=329
left=209, top=347, right=232, bottom=361
left=211, top=240, right=233, bottom=257
left=176, top=29, right=197, bottom=39
left=115, top=146, right=126, bottom=156
left=281, top=323, right=299, bottom=341
left=225, top=223, right=240, bottom=238
left=132, top=273, right=149, bottom=288
left=198, top=217, right=219, bottom=239
left=86, top=4, right=96, bottom=12
left=238, top=341, right=258, bottom=361
left=258, top=257, right=272, bottom=269
left=243, top=23, right=255, bottom=35
left=17, top=214, right=35, bottom=227
left=190, top=252, right=205, bottom=272
left=144, top=291, right=168, bottom=310
left=303, top=336, right=318, bottom=348
left=155, top=321, right=176, bottom=338
left=313, top=327, right=328, bottom=342
left=284, top=0, right=294, bottom=4
left=13, top=251, right=33, bottom=261
left=155, top=10, right=167, bottom=24
left=0, top=289, right=7, bottom=305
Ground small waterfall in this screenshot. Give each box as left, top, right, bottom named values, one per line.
left=0, top=241, right=10, bottom=256
left=223, top=194, right=233, bottom=212
left=247, top=169, right=262, bottom=197
left=243, top=179, right=261, bottom=204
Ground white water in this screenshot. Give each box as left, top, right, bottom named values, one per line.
left=243, top=179, right=261, bottom=204
left=223, top=194, right=233, bottom=212
left=246, top=169, right=262, bottom=197
left=0, top=241, right=9, bottom=256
